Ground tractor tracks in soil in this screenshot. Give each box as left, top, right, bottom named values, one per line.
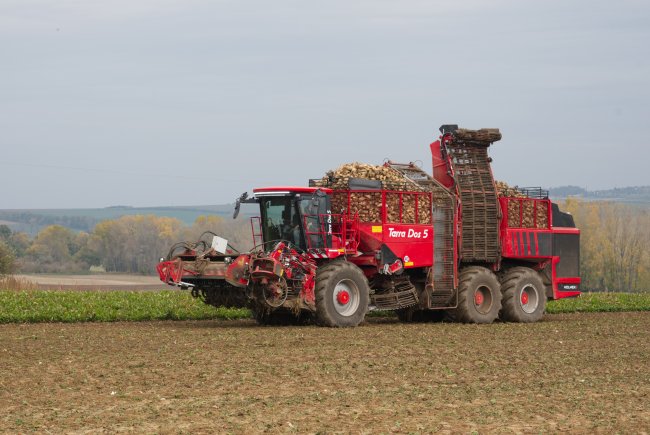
left=0, top=312, right=648, bottom=433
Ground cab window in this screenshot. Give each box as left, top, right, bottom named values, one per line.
left=260, top=196, right=304, bottom=249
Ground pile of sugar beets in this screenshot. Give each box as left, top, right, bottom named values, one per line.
left=316, top=163, right=547, bottom=228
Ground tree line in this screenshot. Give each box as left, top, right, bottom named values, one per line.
left=562, top=199, right=650, bottom=292
left=1, top=201, right=649, bottom=292
left=0, top=215, right=253, bottom=275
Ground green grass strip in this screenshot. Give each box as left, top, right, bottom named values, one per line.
left=546, top=292, right=650, bottom=313
left=0, top=290, right=250, bottom=323
left=0, top=290, right=647, bottom=324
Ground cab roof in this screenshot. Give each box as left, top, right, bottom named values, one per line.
left=253, top=186, right=333, bottom=195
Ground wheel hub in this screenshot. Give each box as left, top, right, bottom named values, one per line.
left=332, top=279, right=361, bottom=317
left=520, top=284, right=539, bottom=314
left=473, top=285, right=493, bottom=314
left=337, top=290, right=350, bottom=305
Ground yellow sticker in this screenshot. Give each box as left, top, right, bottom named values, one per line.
left=371, top=226, right=382, bottom=233
left=404, top=261, right=414, bottom=267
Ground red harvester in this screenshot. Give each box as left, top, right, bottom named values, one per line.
left=157, top=125, right=580, bottom=326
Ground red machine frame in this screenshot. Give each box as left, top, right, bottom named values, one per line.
left=499, top=196, right=580, bottom=299
left=246, top=187, right=579, bottom=300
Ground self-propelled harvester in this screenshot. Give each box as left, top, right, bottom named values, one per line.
left=157, top=125, right=580, bottom=326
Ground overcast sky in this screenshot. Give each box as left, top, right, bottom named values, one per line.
left=1, top=0, right=649, bottom=209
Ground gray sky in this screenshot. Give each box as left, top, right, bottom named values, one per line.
left=1, top=0, right=649, bottom=209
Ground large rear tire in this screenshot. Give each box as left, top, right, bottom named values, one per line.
left=315, top=261, right=369, bottom=327
left=499, top=267, right=546, bottom=323
left=450, top=266, right=501, bottom=324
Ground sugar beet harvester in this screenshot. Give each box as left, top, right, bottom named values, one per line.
left=157, top=125, right=580, bottom=326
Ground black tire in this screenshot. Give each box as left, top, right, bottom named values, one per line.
left=499, top=267, right=546, bottom=323
left=450, top=266, right=502, bottom=324
left=315, top=261, right=370, bottom=327
left=396, top=307, right=445, bottom=323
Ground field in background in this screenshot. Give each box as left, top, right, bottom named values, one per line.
left=1, top=312, right=648, bottom=433
left=14, top=274, right=164, bottom=291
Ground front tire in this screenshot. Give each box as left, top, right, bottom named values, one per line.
left=499, top=267, right=546, bottom=323
left=315, top=261, right=369, bottom=327
left=451, top=266, right=502, bottom=324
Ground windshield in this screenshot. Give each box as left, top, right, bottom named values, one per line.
left=258, top=195, right=330, bottom=250
left=259, top=196, right=305, bottom=249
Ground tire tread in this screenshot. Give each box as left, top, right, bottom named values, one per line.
left=315, top=261, right=369, bottom=327
left=451, top=266, right=502, bottom=324
left=499, top=266, right=546, bottom=323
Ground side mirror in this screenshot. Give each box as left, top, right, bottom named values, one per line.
left=233, top=192, right=248, bottom=219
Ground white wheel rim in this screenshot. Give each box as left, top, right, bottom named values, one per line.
left=473, top=285, right=493, bottom=314
left=520, top=284, right=540, bottom=314
left=332, top=279, right=360, bottom=317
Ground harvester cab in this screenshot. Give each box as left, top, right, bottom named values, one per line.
left=244, top=186, right=359, bottom=257
left=252, top=187, right=327, bottom=251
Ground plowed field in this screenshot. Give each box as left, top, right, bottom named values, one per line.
left=15, top=274, right=164, bottom=291
left=1, top=312, right=648, bottom=433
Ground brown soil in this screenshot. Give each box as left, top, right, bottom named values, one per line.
left=1, top=312, right=648, bottom=433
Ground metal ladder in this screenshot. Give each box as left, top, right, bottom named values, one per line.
left=386, top=163, right=456, bottom=306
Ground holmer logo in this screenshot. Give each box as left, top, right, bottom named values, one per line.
left=561, top=284, right=578, bottom=290
left=388, top=228, right=429, bottom=239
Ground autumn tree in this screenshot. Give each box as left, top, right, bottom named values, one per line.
left=0, top=226, right=15, bottom=274
left=7, top=232, right=31, bottom=258
left=0, top=241, right=15, bottom=274
left=562, top=199, right=650, bottom=292
left=0, top=225, right=10, bottom=240
left=0, top=225, right=30, bottom=257
left=600, top=204, right=649, bottom=291
left=0, top=225, right=32, bottom=273
left=91, top=215, right=183, bottom=273
left=21, top=225, right=89, bottom=273
left=562, top=199, right=607, bottom=290
left=180, top=215, right=254, bottom=254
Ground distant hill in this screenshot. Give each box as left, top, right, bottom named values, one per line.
left=549, top=185, right=650, bottom=206
left=0, top=204, right=244, bottom=235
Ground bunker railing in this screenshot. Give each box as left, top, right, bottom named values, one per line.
left=303, top=213, right=360, bottom=253
left=500, top=197, right=552, bottom=229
